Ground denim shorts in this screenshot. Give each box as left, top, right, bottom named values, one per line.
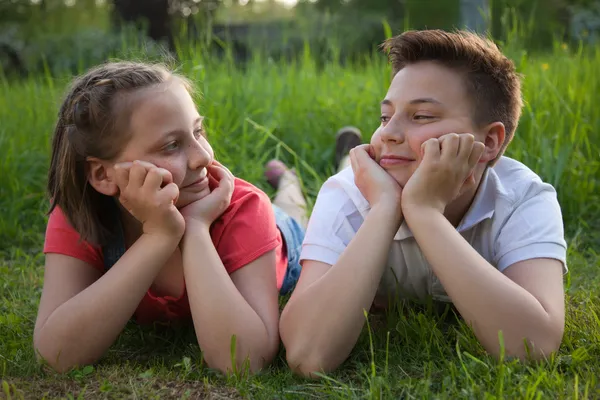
left=272, top=204, right=305, bottom=295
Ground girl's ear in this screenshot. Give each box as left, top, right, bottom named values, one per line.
left=86, top=157, right=118, bottom=196
left=480, top=122, right=506, bottom=163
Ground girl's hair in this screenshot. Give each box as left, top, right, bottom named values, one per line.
left=47, top=61, right=192, bottom=245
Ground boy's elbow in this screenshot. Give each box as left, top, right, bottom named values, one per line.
left=487, top=326, right=564, bottom=362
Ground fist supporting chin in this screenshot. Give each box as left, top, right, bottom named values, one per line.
left=176, top=188, right=212, bottom=209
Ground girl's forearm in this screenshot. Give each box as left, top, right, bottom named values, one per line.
left=34, top=233, right=179, bottom=372
left=182, top=225, right=277, bottom=373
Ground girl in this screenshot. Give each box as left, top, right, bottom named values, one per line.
left=34, top=61, right=306, bottom=374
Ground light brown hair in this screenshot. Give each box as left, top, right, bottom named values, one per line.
left=382, top=29, right=523, bottom=164
left=47, top=61, right=192, bottom=245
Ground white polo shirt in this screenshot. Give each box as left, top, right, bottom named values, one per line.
left=300, top=156, right=568, bottom=303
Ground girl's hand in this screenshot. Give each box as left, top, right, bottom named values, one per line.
left=179, top=160, right=235, bottom=230
left=114, top=160, right=185, bottom=239
left=350, top=144, right=403, bottom=217
left=401, top=133, right=485, bottom=215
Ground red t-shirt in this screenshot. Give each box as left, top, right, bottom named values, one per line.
left=43, top=178, right=288, bottom=325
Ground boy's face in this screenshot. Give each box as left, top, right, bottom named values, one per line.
left=371, top=61, right=489, bottom=188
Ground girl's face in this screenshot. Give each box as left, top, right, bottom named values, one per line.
left=112, top=80, right=214, bottom=209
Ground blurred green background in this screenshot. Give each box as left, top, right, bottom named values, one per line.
left=1, top=0, right=599, bottom=77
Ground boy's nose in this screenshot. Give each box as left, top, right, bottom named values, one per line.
left=379, top=119, right=406, bottom=143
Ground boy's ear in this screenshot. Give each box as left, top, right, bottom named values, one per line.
left=480, top=122, right=506, bottom=163
left=86, top=157, right=118, bottom=196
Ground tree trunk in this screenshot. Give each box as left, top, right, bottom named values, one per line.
left=112, top=0, right=173, bottom=48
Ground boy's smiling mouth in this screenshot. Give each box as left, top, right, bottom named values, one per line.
left=379, top=154, right=416, bottom=167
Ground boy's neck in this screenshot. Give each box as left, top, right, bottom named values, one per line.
left=443, top=167, right=487, bottom=228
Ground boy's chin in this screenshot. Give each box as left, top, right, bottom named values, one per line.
left=385, top=170, right=410, bottom=189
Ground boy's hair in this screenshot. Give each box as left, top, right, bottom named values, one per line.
left=382, top=29, right=523, bottom=164
left=47, top=61, right=192, bottom=245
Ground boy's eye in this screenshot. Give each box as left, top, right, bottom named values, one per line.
left=414, top=115, right=434, bottom=120
left=380, top=115, right=390, bottom=123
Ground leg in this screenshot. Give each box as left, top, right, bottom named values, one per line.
left=264, top=161, right=308, bottom=228
left=334, top=126, right=362, bottom=173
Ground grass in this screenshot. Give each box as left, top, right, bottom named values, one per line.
left=1, top=34, right=599, bottom=399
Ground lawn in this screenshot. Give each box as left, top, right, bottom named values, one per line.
left=1, top=37, right=599, bottom=399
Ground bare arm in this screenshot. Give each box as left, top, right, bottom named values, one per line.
left=181, top=224, right=280, bottom=374
left=34, top=234, right=180, bottom=372
left=280, top=203, right=402, bottom=377
left=404, top=208, right=565, bottom=359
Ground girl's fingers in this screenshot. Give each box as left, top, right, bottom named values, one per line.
left=158, top=182, right=180, bottom=204
left=207, top=164, right=228, bottom=182
left=114, top=163, right=131, bottom=191
left=128, top=161, right=148, bottom=189
left=143, top=167, right=164, bottom=190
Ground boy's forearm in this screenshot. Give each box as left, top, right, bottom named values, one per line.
left=280, top=204, right=402, bottom=374
left=181, top=225, right=276, bottom=373
left=35, top=234, right=179, bottom=372
left=404, top=206, right=560, bottom=358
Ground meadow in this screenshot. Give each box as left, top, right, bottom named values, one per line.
left=1, top=34, right=599, bottom=399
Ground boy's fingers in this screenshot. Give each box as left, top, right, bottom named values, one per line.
left=349, top=148, right=359, bottom=173
left=439, top=133, right=459, bottom=160
left=421, top=138, right=441, bottom=161
left=458, top=134, right=475, bottom=160
left=469, top=142, right=486, bottom=166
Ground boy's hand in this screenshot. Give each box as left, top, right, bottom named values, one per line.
left=114, top=160, right=185, bottom=239
left=179, top=160, right=235, bottom=230
left=350, top=144, right=403, bottom=218
left=401, top=133, right=485, bottom=214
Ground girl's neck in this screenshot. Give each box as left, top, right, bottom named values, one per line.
left=116, top=203, right=143, bottom=247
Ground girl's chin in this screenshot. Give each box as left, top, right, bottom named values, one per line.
left=176, top=189, right=211, bottom=209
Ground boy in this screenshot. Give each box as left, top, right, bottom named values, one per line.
left=278, top=29, right=568, bottom=377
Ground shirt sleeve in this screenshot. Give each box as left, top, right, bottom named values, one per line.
left=300, top=177, right=358, bottom=266
left=213, top=181, right=281, bottom=274
left=494, top=187, right=568, bottom=273
left=43, top=207, right=105, bottom=272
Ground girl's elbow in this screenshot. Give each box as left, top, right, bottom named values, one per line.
left=34, top=341, right=95, bottom=374
left=202, top=346, right=277, bottom=375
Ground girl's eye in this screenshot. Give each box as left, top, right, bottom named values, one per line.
left=194, top=128, right=204, bottom=139
left=414, top=115, right=434, bottom=120
left=380, top=115, right=390, bottom=123
left=164, top=141, right=179, bottom=151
